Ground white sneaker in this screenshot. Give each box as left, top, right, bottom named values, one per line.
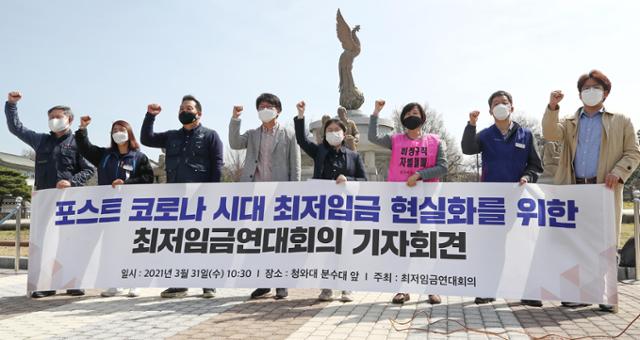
left=318, top=289, right=333, bottom=301
left=340, top=290, right=353, bottom=302
left=101, top=288, right=123, bottom=297
left=127, top=288, right=139, bottom=297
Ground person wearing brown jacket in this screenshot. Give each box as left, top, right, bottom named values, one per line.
left=542, top=69, right=640, bottom=312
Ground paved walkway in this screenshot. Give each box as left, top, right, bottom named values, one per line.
left=1, top=270, right=639, bottom=339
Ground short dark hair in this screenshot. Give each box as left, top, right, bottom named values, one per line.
left=577, top=69, right=611, bottom=93
left=400, top=102, right=426, bottom=122
left=488, top=90, right=513, bottom=108
left=255, top=93, right=282, bottom=113
left=182, top=94, right=202, bottom=112
left=47, top=105, right=73, bottom=120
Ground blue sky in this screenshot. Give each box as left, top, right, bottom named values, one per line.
left=2, top=0, right=639, bottom=161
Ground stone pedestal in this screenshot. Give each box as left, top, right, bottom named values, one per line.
left=304, top=109, right=394, bottom=181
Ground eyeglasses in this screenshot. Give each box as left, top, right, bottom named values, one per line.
left=582, top=85, right=604, bottom=91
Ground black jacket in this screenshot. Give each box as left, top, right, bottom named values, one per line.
left=5, top=102, right=95, bottom=190
left=75, top=128, right=154, bottom=186
left=294, top=116, right=367, bottom=181
left=140, top=113, right=223, bottom=183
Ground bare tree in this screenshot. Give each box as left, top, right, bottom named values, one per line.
left=222, top=149, right=246, bottom=183
left=510, top=111, right=564, bottom=183
left=21, top=149, right=36, bottom=161
left=511, top=111, right=543, bottom=149
left=392, top=104, right=468, bottom=182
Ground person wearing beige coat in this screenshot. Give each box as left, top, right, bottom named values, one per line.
left=542, top=70, right=640, bottom=312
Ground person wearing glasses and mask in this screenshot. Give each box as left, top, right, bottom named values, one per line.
left=229, top=92, right=301, bottom=300
left=543, top=70, right=640, bottom=312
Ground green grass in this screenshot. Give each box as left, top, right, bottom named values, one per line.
left=0, top=229, right=29, bottom=257
left=0, top=247, right=28, bottom=257
left=624, top=201, right=635, bottom=209
left=621, top=223, right=635, bottom=248
left=0, top=229, right=30, bottom=241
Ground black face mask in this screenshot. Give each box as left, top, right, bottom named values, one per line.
left=179, top=111, right=198, bottom=125
left=402, top=116, right=423, bottom=130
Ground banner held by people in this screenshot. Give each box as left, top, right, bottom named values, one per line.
left=28, top=181, right=617, bottom=304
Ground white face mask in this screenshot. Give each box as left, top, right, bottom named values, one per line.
left=492, top=104, right=511, bottom=121
left=112, top=131, right=129, bottom=145
left=581, top=88, right=604, bottom=107
left=325, top=131, right=345, bottom=146
left=48, top=117, right=69, bottom=133
left=258, top=108, right=278, bottom=123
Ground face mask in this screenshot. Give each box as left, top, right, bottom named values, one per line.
left=258, top=108, right=278, bottom=123
left=492, top=104, right=511, bottom=121
left=48, top=117, right=68, bottom=133
left=179, top=111, right=198, bottom=125
left=402, top=116, right=423, bottom=130
left=112, top=131, right=129, bottom=145
left=325, top=131, right=345, bottom=146
left=581, top=88, right=604, bottom=107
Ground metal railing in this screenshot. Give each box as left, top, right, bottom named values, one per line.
left=634, top=190, right=640, bottom=281
left=0, top=197, right=22, bottom=272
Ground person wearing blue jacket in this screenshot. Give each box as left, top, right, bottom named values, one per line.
left=4, top=91, right=96, bottom=299
left=461, top=90, right=543, bottom=307
left=75, top=116, right=153, bottom=187
left=293, top=100, right=366, bottom=302
left=140, top=94, right=223, bottom=299
left=75, top=115, right=154, bottom=298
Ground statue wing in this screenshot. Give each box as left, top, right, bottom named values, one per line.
left=337, top=9, right=355, bottom=51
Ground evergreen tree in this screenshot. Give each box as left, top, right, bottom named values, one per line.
left=0, top=166, right=31, bottom=201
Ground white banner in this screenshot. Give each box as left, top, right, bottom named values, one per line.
left=28, top=181, right=617, bottom=304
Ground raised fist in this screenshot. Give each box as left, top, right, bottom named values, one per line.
left=469, top=111, right=480, bottom=126
left=548, top=90, right=564, bottom=110
left=296, top=101, right=306, bottom=116
left=232, top=105, right=243, bottom=118
left=79, top=115, right=92, bottom=128
left=147, top=103, right=162, bottom=115
left=373, top=99, right=386, bottom=115
left=8, top=91, right=22, bottom=104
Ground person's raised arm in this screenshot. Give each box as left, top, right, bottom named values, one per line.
left=4, top=91, right=46, bottom=149
left=229, top=105, right=250, bottom=150
left=368, top=99, right=392, bottom=149
left=542, top=90, right=566, bottom=142
left=461, top=110, right=482, bottom=155
left=140, top=103, right=168, bottom=148
left=293, top=100, right=319, bottom=158
left=74, top=115, right=105, bottom=167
